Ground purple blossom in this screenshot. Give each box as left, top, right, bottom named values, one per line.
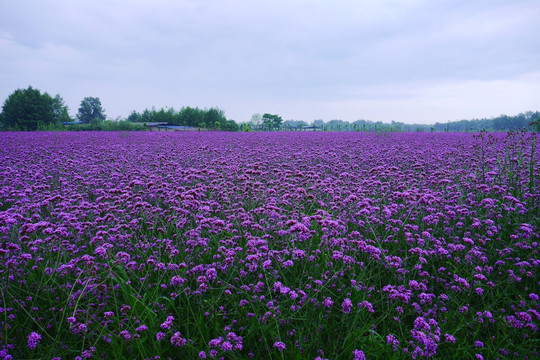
left=135, top=324, right=148, bottom=332
left=353, top=349, right=366, bottom=360
left=273, top=341, right=286, bottom=351
left=322, top=297, right=334, bottom=308
left=444, top=334, right=456, bottom=343
left=27, top=332, right=41, bottom=350
left=119, top=330, right=131, bottom=340
left=156, top=332, right=166, bottom=341
left=1, top=131, right=538, bottom=358
left=170, top=332, right=187, bottom=347
left=341, top=298, right=353, bottom=314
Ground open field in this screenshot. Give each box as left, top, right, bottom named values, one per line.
left=0, top=131, right=538, bottom=359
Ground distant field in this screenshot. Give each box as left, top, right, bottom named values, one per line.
left=0, top=131, right=538, bottom=359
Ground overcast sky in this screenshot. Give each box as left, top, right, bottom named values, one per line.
left=1, top=0, right=539, bottom=124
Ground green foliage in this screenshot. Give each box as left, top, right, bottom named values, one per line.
left=262, top=113, right=283, bottom=130
left=50, top=94, right=72, bottom=124
left=0, top=86, right=70, bottom=130
left=125, top=106, right=238, bottom=131
left=223, top=119, right=239, bottom=131
left=286, top=112, right=540, bottom=133
left=530, top=116, right=540, bottom=133
left=432, top=111, right=540, bottom=132
left=204, top=107, right=226, bottom=129
left=127, top=110, right=140, bottom=122
left=77, top=97, right=106, bottom=124
left=66, top=119, right=146, bottom=131
left=178, top=107, right=205, bottom=127
left=282, top=119, right=308, bottom=130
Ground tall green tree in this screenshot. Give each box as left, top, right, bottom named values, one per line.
left=77, top=97, right=106, bottom=123
left=0, top=86, right=68, bottom=130
left=127, top=110, right=140, bottom=122
left=50, top=94, right=72, bottom=124
left=262, top=113, right=283, bottom=130
left=178, top=107, right=204, bottom=127
left=204, top=107, right=226, bottom=129
left=140, top=108, right=155, bottom=123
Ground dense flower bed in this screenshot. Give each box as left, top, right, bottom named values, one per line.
left=0, top=131, right=538, bottom=359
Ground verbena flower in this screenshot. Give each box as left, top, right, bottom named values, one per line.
left=341, top=298, right=353, bottom=313
left=170, top=332, right=187, bottom=347
left=353, top=349, right=366, bottom=360
left=27, top=332, right=41, bottom=350
left=273, top=341, right=286, bottom=351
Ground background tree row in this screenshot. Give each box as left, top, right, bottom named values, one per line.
left=127, top=106, right=238, bottom=131
left=1, top=86, right=538, bottom=132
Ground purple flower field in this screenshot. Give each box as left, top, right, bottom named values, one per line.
left=0, top=131, right=538, bottom=359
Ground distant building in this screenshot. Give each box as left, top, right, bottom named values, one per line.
left=141, top=123, right=200, bottom=131
left=157, top=125, right=199, bottom=131
left=144, top=122, right=169, bottom=129
left=302, top=125, right=321, bottom=131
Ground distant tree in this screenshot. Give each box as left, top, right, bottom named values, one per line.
left=153, top=107, right=175, bottom=124
left=0, top=86, right=68, bottom=130
left=530, top=116, right=540, bottom=133
left=283, top=119, right=308, bottom=130
left=179, top=106, right=205, bottom=127
left=262, top=114, right=272, bottom=130
left=204, top=107, right=227, bottom=129
left=313, top=119, right=324, bottom=128
left=250, top=113, right=262, bottom=128
left=127, top=110, right=140, bottom=122
left=50, top=94, right=72, bottom=124
left=140, top=108, right=154, bottom=123
left=262, top=113, right=283, bottom=130
left=224, top=119, right=239, bottom=131
left=77, top=97, right=106, bottom=124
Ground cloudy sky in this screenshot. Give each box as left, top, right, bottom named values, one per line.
left=1, top=0, right=539, bottom=124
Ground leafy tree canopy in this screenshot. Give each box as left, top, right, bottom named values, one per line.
left=77, top=97, right=106, bottom=124
left=124, top=106, right=236, bottom=130
left=204, top=107, right=226, bottom=129
left=262, top=113, right=283, bottom=130
left=0, top=86, right=70, bottom=130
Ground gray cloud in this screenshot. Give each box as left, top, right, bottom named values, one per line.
left=1, top=0, right=539, bottom=123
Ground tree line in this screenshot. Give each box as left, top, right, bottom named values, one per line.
left=268, top=111, right=540, bottom=132
left=1, top=86, right=538, bottom=132
left=0, top=86, right=131, bottom=131
left=0, top=86, right=237, bottom=131
left=256, top=113, right=539, bottom=132
left=126, top=107, right=238, bottom=131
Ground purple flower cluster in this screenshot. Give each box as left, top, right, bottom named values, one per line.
left=27, top=332, right=41, bottom=350
left=0, top=131, right=538, bottom=359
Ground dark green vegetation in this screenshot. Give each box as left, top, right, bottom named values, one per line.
left=77, top=97, right=106, bottom=124
left=291, top=113, right=540, bottom=132
left=0, top=86, right=538, bottom=132
left=127, top=107, right=239, bottom=131
left=0, top=86, right=70, bottom=130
